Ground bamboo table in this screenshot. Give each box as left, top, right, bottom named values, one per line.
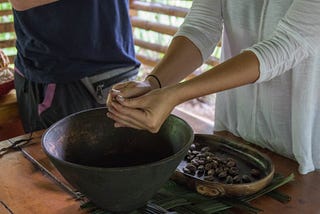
left=0, top=109, right=320, bottom=214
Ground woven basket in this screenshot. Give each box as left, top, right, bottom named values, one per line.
left=0, top=68, right=14, bottom=97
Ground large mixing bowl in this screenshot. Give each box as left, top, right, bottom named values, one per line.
left=41, top=107, right=194, bottom=212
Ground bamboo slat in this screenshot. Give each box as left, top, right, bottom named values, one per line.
left=0, top=39, right=15, bottom=48
left=0, top=9, right=12, bottom=16
left=134, top=39, right=168, bottom=54
left=130, top=1, right=188, bottom=18
left=131, top=16, right=178, bottom=36
left=0, top=22, right=14, bottom=33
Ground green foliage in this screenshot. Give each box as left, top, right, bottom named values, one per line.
left=0, top=3, right=15, bottom=58
left=0, top=2, right=12, bottom=10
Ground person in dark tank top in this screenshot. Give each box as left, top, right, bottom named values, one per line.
left=9, top=0, right=140, bottom=133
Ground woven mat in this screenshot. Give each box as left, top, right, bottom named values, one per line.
left=80, top=173, right=294, bottom=214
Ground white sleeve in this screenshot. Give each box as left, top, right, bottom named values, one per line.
left=174, top=0, right=223, bottom=62
left=246, top=0, right=320, bottom=83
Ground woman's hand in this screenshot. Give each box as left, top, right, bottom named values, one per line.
left=106, top=78, right=157, bottom=108
left=107, top=87, right=177, bottom=133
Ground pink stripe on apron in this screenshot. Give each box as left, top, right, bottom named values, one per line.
left=15, top=67, right=57, bottom=115
left=38, top=83, right=56, bottom=115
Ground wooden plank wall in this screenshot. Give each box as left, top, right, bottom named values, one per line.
left=0, top=0, right=15, bottom=63
left=130, top=0, right=220, bottom=68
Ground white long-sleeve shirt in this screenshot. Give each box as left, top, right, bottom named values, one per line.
left=175, top=0, right=320, bottom=174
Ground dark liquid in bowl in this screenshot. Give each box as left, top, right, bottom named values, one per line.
left=64, top=139, right=175, bottom=168
left=90, top=152, right=174, bottom=167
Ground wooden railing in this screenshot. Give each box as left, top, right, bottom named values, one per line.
left=0, top=0, right=15, bottom=64
left=0, top=0, right=220, bottom=71
left=130, top=0, right=220, bottom=68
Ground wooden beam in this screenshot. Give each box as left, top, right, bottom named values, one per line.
left=131, top=16, right=178, bottom=36
left=0, top=39, right=15, bottom=48
left=0, top=9, right=12, bottom=16
left=0, top=22, right=14, bottom=33
left=130, top=1, right=188, bottom=18
left=134, top=39, right=167, bottom=54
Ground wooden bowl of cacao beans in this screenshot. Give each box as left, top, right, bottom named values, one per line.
left=171, top=134, right=275, bottom=197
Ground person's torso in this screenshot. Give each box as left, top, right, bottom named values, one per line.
left=14, top=0, right=140, bottom=83
left=215, top=0, right=303, bottom=151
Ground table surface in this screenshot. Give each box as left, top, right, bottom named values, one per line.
left=0, top=90, right=20, bottom=124
left=0, top=109, right=320, bottom=214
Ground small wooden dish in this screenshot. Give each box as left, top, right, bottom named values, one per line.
left=172, top=134, right=275, bottom=197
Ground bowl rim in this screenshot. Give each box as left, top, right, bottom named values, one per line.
left=41, top=108, right=195, bottom=172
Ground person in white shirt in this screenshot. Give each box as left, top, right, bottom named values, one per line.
left=107, top=0, right=320, bottom=174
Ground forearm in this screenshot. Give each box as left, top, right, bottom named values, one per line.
left=147, top=36, right=203, bottom=88
left=171, top=51, right=260, bottom=105
left=9, top=0, right=58, bottom=11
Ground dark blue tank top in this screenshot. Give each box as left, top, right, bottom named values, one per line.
left=13, top=0, right=140, bottom=83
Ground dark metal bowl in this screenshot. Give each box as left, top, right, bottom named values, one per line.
left=41, top=107, right=194, bottom=212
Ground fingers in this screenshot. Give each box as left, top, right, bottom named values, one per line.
left=107, top=95, right=171, bottom=133
left=106, top=79, right=155, bottom=108
left=107, top=101, right=148, bottom=130
left=105, top=82, right=169, bottom=133
left=112, top=81, right=131, bottom=91
left=106, top=89, right=120, bottom=108
left=114, top=93, right=142, bottom=109
left=106, top=80, right=144, bottom=112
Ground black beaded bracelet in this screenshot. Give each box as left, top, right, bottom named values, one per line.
left=147, top=74, right=162, bottom=88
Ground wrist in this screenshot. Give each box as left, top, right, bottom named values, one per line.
left=146, top=74, right=162, bottom=90
left=163, top=84, right=184, bottom=107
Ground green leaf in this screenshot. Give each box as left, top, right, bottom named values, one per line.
left=241, top=173, right=294, bottom=202
left=80, top=173, right=295, bottom=214
left=266, top=190, right=291, bottom=203
left=220, top=198, right=262, bottom=213
left=159, top=198, right=191, bottom=209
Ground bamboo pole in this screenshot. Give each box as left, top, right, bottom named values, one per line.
left=134, top=39, right=168, bottom=54
left=0, top=22, right=14, bottom=33
left=130, top=0, right=188, bottom=18
left=131, top=16, right=178, bottom=36
left=0, top=10, right=13, bottom=16
left=0, top=39, right=15, bottom=49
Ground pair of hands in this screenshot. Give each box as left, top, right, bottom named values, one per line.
left=106, top=79, right=176, bottom=133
